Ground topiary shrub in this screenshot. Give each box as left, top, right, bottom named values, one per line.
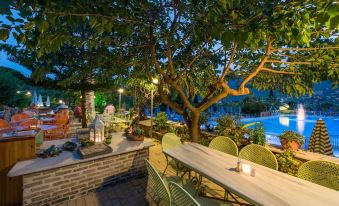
left=154, top=112, right=168, bottom=132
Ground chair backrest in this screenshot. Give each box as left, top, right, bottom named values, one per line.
left=239, top=144, right=278, bottom=170
left=144, top=159, right=171, bottom=205
left=209, top=136, right=238, bottom=156
left=11, top=113, right=30, bottom=123
left=55, top=113, right=69, bottom=125
left=0, top=119, right=11, bottom=129
left=57, top=109, right=70, bottom=117
left=162, top=133, right=181, bottom=151
left=168, top=181, right=200, bottom=206
left=297, top=160, right=339, bottom=191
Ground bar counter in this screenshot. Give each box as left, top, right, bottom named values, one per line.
left=7, top=132, right=153, bottom=206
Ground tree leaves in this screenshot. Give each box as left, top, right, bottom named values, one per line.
left=0, top=28, right=9, bottom=41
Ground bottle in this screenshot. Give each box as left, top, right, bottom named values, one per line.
left=236, top=159, right=242, bottom=172
left=251, top=167, right=256, bottom=177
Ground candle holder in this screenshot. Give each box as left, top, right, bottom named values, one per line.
left=236, top=160, right=255, bottom=177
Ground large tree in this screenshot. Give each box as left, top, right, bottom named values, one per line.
left=1, top=11, right=129, bottom=127
left=2, top=0, right=338, bottom=141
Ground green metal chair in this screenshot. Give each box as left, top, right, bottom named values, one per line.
left=169, top=181, right=230, bottom=206
left=239, top=144, right=278, bottom=170
left=162, top=133, right=184, bottom=176
left=297, top=160, right=339, bottom=191
left=145, top=159, right=196, bottom=206
left=209, top=136, right=238, bottom=156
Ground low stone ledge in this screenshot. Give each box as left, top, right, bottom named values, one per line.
left=22, top=148, right=149, bottom=206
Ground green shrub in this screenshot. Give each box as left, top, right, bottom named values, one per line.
left=154, top=112, right=168, bottom=131
left=275, top=150, right=303, bottom=176
left=249, top=123, right=266, bottom=146
left=215, top=115, right=250, bottom=147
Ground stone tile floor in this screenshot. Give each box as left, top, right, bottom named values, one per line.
left=58, top=138, right=241, bottom=206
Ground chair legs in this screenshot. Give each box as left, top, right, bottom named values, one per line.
left=162, top=155, right=170, bottom=177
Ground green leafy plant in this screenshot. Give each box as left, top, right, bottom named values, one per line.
left=278, top=130, right=305, bottom=145
left=215, top=115, right=250, bottom=147
left=133, top=126, right=144, bottom=136
left=154, top=112, right=168, bottom=132
left=275, top=150, right=303, bottom=176
left=249, top=123, right=266, bottom=146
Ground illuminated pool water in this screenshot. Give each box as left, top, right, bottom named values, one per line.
left=241, top=115, right=339, bottom=157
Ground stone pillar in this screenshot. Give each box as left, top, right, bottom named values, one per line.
left=85, top=91, right=96, bottom=123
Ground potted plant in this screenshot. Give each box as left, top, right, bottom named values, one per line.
left=125, top=111, right=145, bottom=141
left=154, top=112, right=168, bottom=133
left=278, top=130, right=304, bottom=151
left=125, top=125, right=145, bottom=141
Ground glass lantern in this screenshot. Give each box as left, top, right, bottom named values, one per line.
left=89, top=116, right=105, bottom=143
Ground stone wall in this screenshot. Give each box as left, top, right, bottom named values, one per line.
left=22, top=148, right=149, bottom=206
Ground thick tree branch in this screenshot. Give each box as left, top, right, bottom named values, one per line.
left=266, top=60, right=311, bottom=65
left=239, top=40, right=273, bottom=90
left=151, top=44, right=197, bottom=112
left=157, top=82, right=184, bottom=114
left=220, top=42, right=238, bottom=80
left=261, top=67, right=300, bottom=75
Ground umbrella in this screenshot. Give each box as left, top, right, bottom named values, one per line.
left=38, top=94, right=44, bottom=107
left=31, top=91, right=38, bottom=106
left=45, top=96, right=50, bottom=107
left=308, top=118, right=333, bottom=156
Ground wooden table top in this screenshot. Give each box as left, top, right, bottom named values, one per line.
left=164, top=143, right=339, bottom=206
left=0, top=130, right=37, bottom=142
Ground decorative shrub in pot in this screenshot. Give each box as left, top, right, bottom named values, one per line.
left=125, top=111, right=145, bottom=141
left=154, top=112, right=168, bottom=133
left=278, top=130, right=304, bottom=151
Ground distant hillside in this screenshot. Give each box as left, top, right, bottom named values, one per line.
left=0, top=66, right=31, bottom=84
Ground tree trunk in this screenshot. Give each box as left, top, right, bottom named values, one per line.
left=80, top=90, right=87, bottom=128
left=133, top=86, right=138, bottom=112
left=184, top=111, right=201, bottom=142
left=85, top=91, right=96, bottom=122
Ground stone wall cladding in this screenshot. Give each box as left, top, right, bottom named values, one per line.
left=22, top=148, right=149, bottom=206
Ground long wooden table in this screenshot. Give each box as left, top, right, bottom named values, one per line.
left=164, top=143, right=339, bottom=206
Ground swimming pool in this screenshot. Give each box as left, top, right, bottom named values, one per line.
left=241, top=115, right=339, bottom=157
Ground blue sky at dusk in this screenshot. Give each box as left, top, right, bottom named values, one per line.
left=0, top=14, right=31, bottom=76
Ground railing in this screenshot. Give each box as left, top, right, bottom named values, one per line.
left=267, top=133, right=339, bottom=155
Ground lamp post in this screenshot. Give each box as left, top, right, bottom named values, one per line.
left=118, top=88, right=124, bottom=109
left=150, top=78, right=158, bottom=139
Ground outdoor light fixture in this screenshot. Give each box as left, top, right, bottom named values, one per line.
left=26, top=91, right=31, bottom=96
left=58, top=100, right=63, bottom=104
left=152, top=78, right=159, bottom=84
left=118, top=88, right=124, bottom=93
left=16, top=91, right=21, bottom=94
left=118, top=88, right=124, bottom=109
left=89, top=116, right=105, bottom=143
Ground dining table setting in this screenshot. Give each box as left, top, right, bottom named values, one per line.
left=164, top=142, right=339, bottom=206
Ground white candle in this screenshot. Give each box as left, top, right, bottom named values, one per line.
left=242, top=163, right=251, bottom=175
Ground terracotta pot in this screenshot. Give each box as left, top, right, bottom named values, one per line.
left=280, top=138, right=300, bottom=151
left=126, top=133, right=144, bottom=141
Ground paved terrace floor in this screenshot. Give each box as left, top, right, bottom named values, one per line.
left=57, top=138, right=237, bottom=206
